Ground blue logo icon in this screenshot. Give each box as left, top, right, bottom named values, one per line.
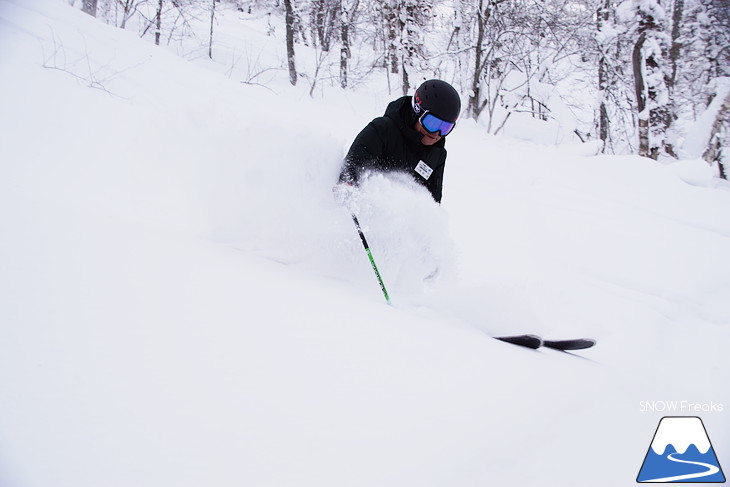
left=637, top=416, right=725, bottom=483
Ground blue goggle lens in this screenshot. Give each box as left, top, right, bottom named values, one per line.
left=421, top=113, right=455, bottom=136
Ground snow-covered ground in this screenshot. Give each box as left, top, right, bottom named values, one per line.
left=1, top=1, right=729, bottom=486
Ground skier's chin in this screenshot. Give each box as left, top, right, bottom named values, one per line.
left=421, top=133, right=441, bottom=146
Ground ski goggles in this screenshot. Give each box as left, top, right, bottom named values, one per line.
left=419, top=111, right=456, bottom=136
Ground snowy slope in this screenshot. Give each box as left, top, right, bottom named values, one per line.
left=1, top=1, right=730, bottom=486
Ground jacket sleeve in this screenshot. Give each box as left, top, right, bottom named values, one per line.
left=339, top=118, right=388, bottom=185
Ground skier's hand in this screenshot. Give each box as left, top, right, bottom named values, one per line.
left=332, top=182, right=356, bottom=208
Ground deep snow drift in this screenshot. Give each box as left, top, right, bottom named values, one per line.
left=1, top=1, right=729, bottom=486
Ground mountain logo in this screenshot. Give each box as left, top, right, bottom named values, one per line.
left=637, top=416, right=726, bottom=483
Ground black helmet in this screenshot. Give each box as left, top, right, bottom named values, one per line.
left=413, top=79, right=461, bottom=123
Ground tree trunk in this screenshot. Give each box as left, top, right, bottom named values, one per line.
left=155, top=0, right=163, bottom=46
left=208, top=0, right=216, bottom=59
left=469, top=0, right=495, bottom=120
left=120, top=0, right=132, bottom=29
left=284, top=0, right=298, bottom=86
left=313, top=0, right=327, bottom=50
left=632, top=32, right=649, bottom=157
left=661, top=0, right=683, bottom=158
left=596, top=0, right=611, bottom=151
left=385, top=3, right=399, bottom=75
left=340, top=4, right=349, bottom=88
left=702, top=90, right=730, bottom=179
left=401, top=63, right=410, bottom=96
left=633, top=0, right=671, bottom=161
left=468, top=0, right=486, bottom=119
left=400, top=2, right=410, bottom=95
left=669, top=0, right=684, bottom=89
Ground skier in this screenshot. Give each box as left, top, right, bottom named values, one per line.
left=334, top=79, right=461, bottom=205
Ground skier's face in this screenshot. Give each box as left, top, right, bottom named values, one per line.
left=415, top=120, right=442, bottom=146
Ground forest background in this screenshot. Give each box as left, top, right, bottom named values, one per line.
left=75, top=0, right=730, bottom=178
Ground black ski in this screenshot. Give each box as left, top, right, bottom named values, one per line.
left=495, top=334, right=543, bottom=349
left=542, top=338, right=596, bottom=351
left=495, top=334, right=596, bottom=351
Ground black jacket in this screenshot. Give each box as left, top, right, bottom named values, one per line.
left=339, top=96, right=447, bottom=203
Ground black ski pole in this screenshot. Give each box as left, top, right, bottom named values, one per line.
left=352, top=214, right=391, bottom=304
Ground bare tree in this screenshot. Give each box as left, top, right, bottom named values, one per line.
left=339, top=0, right=360, bottom=88
left=284, top=0, right=298, bottom=85
left=467, top=0, right=493, bottom=120
left=596, top=0, right=612, bottom=150
left=209, top=0, right=216, bottom=59
left=632, top=0, right=670, bottom=159
left=703, top=0, right=730, bottom=102
left=383, top=2, right=399, bottom=76
left=311, top=0, right=339, bottom=51
left=154, top=0, right=163, bottom=46
left=374, top=0, right=431, bottom=95
left=702, top=90, right=730, bottom=179
left=668, top=0, right=684, bottom=90
left=117, top=0, right=146, bottom=29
